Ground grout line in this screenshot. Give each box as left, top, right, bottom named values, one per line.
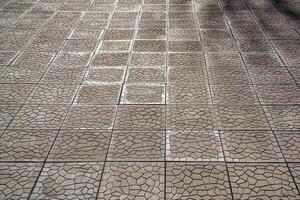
left=0, top=160, right=298, bottom=164
left=26, top=1, right=96, bottom=199
left=213, top=1, right=246, bottom=199
left=92, top=0, right=130, bottom=199
left=164, top=1, right=169, bottom=199
left=241, top=2, right=300, bottom=195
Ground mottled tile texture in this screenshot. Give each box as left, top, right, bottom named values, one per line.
left=1, top=0, right=300, bottom=199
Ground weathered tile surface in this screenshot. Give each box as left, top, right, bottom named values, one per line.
left=1, top=0, right=300, bottom=199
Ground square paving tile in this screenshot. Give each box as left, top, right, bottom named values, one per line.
left=98, top=162, right=164, bottom=199
left=75, top=84, right=121, bottom=105
left=69, top=29, right=102, bottom=39
left=203, top=39, right=238, bottom=53
left=166, top=162, right=232, bottom=199
left=136, top=29, right=166, bottom=40
left=243, top=52, right=284, bottom=67
left=62, top=105, right=116, bottom=129
left=254, top=85, right=300, bottom=104
left=166, top=105, right=217, bottom=130
left=247, top=66, right=295, bottom=85
left=11, top=52, right=54, bottom=67
left=0, top=65, right=47, bottom=84
left=237, top=39, right=274, bottom=52
left=98, top=40, right=131, bottom=52
left=166, top=130, right=223, bottom=161
left=109, top=19, right=137, bottom=29
left=168, top=41, right=202, bottom=52
left=211, top=85, right=259, bottom=105
left=91, top=52, right=129, bottom=67
left=205, top=53, right=243, bottom=67
left=0, top=129, right=57, bottom=161
left=41, top=65, right=87, bottom=84
left=221, top=130, right=284, bottom=162
left=280, top=53, right=300, bottom=66
left=53, top=52, right=92, bottom=67
left=289, top=66, right=300, bottom=84
left=0, top=163, right=42, bottom=200
left=215, top=105, right=270, bottom=130
left=0, top=84, right=35, bottom=105
left=26, top=38, right=65, bottom=52
left=272, top=40, right=300, bottom=54
left=112, top=11, right=138, bottom=20
left=208, top=66, right=251, bottom=85
left=121, top=84, right=165, bottom=104
left=48, top=129, right=111, bottom=161
left=0, top=105, right=19, bottom=129
left=126, top=67, right=165, bottom=83
left=107, top=130, right=165, bottom=161
left=167, top=83, right=211, bottom=104
left=114, top=105, right=165, bottom=130
left=26, top=84, right=78, bottom=105
left=30, top=162, right=103, bottom=200
left=102, top=29, right=134, bottom=40
left=0, top=51, right=17, bottom=65
left=168, top=53, right=205, bottom=67
left=84, top=67, right=125, bottom=83
left=288, top=163, right=300, bottom=190
left=168, top=66, right=207, bottom=83
left=168, top=29, right=200, bottom=41
left=61, top=39, right=98, bottom=52
left=168, top=11, right=194, bottom=20
left=9, top=105, right=69, bottom=129
left=133, top=40, right=166, bottom=52
left=275, top=131, right=300, bottom=162
left=228, top=163, right=299, bottom=200
left=130, top=52, right=166, bottom=67
left=76, top=19, right=108, bottom=30
left=263, top=105, right=300, bottom=130
left=141, top=12, right=166, bottom=20
left=169, top=19, right=197, bottom=29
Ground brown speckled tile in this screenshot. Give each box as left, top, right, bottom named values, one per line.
left=166, top=162, right=232, bottom=199
left=228, top=163, right=299, bottom=200
left=98, top=162, right=164, bottom=199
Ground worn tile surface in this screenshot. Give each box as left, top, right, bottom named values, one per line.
left=1, top=0, right=300, bottom=199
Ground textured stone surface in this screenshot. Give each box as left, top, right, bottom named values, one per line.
left=115, top=105, right=165, bottom=130
left=0, top=163, right=42, bottom=200
left=228, top=163, right=299, bottom=200
left=166, top=130, right=223, bottom=161
left=98, top=162, right=164, bottom=199
left=0, top=129, right=57, bottom=161
left=9, top=105, right=69, bottom=129
left=275, top=131, right=300, bottom=162
left=30, top=162, right=102, bottom=200
left=166, top=162, right=232, bottom=199
left=108, top=130, right=165, bottom=161
left=221, top=131, right=284, bottom=162
left=1, top=0, right=300, bottom=199
left=48, top=129, right=112, bottom=161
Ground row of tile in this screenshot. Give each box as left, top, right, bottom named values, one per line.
left=1, top=83, right=300, bottom=105
left=1, top=104, right=299, bottom=130
left=1, top=161, right=300, bottom=199
left=1, top=129, right=300, bottom=162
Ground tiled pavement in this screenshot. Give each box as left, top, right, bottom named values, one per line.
left=0, top=0, right=300, bottom=199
